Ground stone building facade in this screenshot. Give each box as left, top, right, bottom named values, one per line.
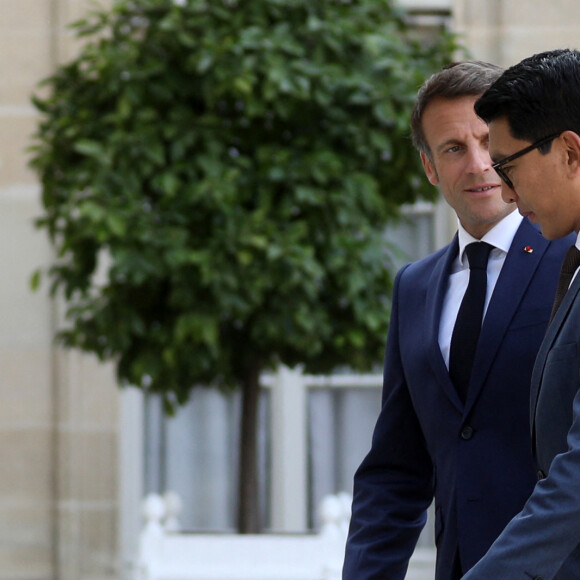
left=1, top=0, right=579, bottom=578
left=1, top=3, right=119, bottom=578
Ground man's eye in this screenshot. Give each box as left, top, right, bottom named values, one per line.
left=446, top=145, right=462, bottom=153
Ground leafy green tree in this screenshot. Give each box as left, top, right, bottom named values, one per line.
left=29, top=0, right=457, bottom=532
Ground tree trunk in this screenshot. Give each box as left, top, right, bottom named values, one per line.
left=237, top=364, right=261, bottom=533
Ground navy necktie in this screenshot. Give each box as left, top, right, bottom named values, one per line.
left=449, top=242, right=493, bottom=403
left=550, top=244, right=580, bottom=322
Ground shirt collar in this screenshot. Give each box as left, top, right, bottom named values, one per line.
left=457, top=209, right=523, bottom=265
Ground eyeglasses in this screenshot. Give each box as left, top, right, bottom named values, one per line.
left=492, top=132, right=561, bottom=189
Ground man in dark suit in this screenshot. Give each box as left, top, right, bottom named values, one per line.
left=342, top=61, right=574, bottom=580
left=464, top=48, right=580, bottom=580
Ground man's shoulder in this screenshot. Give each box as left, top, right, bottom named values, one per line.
left=399, top=242, right=452, bottom=277
left=393, top=242, right=454, bottom=294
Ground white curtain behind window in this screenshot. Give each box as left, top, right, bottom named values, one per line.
left=144, top=389, right=270, bottom=531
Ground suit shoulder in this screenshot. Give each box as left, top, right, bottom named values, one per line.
left=395, top=243, right=451, bottom=283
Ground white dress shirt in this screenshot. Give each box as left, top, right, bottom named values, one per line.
left=439, top=210, right=523, bottom=369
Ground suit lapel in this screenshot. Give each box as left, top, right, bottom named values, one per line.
left=465, top=221, right=550, bottom=412
left=530, top=268, right=580, bottom=426
left=425, top=235, right=464, bottom=411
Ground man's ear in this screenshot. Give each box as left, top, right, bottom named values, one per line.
left=420, top=151, right=439, bottom=186
left=561, top=131, right=580, bottom=177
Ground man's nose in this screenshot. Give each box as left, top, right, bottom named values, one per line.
left=501, top=182, right=517, bottom=204
left=468, top=146, right=493, bottom=173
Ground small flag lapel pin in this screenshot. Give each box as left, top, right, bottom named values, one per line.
left=524, top=245, right=534, bottom=253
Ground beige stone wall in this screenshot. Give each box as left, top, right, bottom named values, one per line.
left=0, top=0, right=119, bottom=578
left=0, top=1, right=56, bottom=577
left=54, top=351, right=119, bottom=580
left=454, top=0, right=580, bottom=66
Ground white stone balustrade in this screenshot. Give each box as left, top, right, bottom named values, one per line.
left=134, top=492, right=435, bottom=580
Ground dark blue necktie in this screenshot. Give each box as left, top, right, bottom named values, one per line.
left=449, top=242, right=493, bottom=403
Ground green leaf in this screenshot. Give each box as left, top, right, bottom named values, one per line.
left=74, top=140, right=105, bottom=158
left=30, top=269, right=42, bottom=292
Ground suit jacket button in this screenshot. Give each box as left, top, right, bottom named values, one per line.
left=537, top=470, right=546, bottom=480
left=460, top=425, right=474, bottom=440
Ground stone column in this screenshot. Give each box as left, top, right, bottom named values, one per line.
left=0, top=0, right=59, bottom=577
left=0, top=0, right=120, bottom=578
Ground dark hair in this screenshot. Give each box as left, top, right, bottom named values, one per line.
left=475, top=49, right=580, bottom=149
left=411, top=61, right=503, bottom=158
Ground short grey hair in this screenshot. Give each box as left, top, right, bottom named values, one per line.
left=411, top=61, right=504, bottom=158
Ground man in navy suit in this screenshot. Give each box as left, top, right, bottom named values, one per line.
left=342, top=61, right=573, bottom=580
left=464, top=48, right=580, bottom=580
